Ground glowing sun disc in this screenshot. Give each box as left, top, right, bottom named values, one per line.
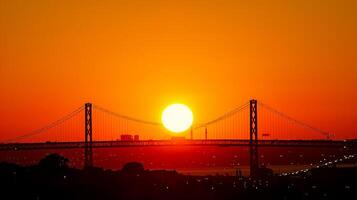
left=161, top=104, right=193, bottom=133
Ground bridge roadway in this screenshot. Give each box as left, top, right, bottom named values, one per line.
left=0, top=139, right=356, bottom=151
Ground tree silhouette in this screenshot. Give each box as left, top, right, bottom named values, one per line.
left=38, top=153, right=69, bottom=170
left=122, top=162, right=144, bottom=175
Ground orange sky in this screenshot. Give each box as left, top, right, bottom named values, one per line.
left=0, top=0, right=356, bottom=140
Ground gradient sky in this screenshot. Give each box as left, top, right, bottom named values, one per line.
left=0, top=0, right=356, bottom=140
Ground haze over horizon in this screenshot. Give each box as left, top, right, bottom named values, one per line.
left=1, top=0, right=356, bottom=140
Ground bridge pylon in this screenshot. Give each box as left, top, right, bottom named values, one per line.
left=250, top=99, right=259, bottom=176
left=205, top=127, right=208, bottom=140
left=84, top=103, right=93, bottom=168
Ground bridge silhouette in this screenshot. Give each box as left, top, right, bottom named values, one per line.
left=0, top=99, right=355, bottom=176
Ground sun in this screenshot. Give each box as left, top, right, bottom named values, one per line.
left=161, top=103, right=193, bottom=133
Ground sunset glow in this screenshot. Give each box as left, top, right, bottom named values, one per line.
left=0, top=1, right=356, bottom=199
left=0, top=0, right=356, bottom=141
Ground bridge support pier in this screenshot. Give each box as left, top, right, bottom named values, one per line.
left=84, top=103, right=93, bottom=168
left=250, top=99, right=259, bottom=177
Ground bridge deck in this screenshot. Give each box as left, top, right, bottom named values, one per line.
left=0, top=139, right=355, bottom=151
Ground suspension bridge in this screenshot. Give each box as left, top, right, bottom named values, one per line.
left=0, top=99, right=356, bottom=176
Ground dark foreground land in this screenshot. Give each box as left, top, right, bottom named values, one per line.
left=0, top=154, right=356, bottom=200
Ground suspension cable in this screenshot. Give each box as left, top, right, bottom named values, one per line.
left=4, top=105, right=85, bottom=143
left=92, top=104, right=161, bottom=126
left=194, top=101, right=250, bottom=129
left=258, top=102, right=332, bottom=139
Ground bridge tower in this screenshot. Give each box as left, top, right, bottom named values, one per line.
left=84, top=103, right=93, bottom=168
left=205, top=127, right=208, bottom=140
left=249, top=99, right=259, bottom=176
